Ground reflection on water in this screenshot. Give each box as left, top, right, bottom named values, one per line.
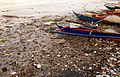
left=0, top=0, right=119, bottom=16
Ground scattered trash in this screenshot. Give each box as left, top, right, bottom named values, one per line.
left=5, top=54, right=11, bottom=56
left=10, top=72, right=17, bottom=75
left=37, top=64, right=41, bottom=69
left=44, top=22, right=54, bottom=25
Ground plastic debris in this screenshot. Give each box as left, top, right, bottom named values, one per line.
left=44, top=22, right=54, bottom=25
left=5, top=54, right=11, bottom=56
left=37, top=64, right=41, bottom=68
left=10, top=72, right=17, bottom=75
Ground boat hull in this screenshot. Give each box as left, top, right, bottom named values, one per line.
left=50, top=24, right=120, bottom=41
left=50, top=31, right=120, bottom=41
left=105, top=5, right=120, bottom=11
left=105, top=11, right=120, bottom=16
left=73, top=12, right=120, bottom=26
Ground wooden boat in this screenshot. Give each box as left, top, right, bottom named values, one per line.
left=104, top=10, right=120, bottom=16
left=105, top=5, right=120, bottom=11
left=105, top=11, right=120, bottom=16
left=90, top=11, right=120, bottom=16
left=73, top=11, right=120, bottom=26
left=50, top=24, right=120, bottom=41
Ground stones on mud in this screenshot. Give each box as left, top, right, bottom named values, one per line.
left=0, top=15, right=66, bottom=76
left=57, top=70, right=86, bottom=77
left=89, top=67, right=92, bottom=70
left=5, top=25, right=13, bottom=28
left=57, top=54, right=61, bottom=57
left=0, top=39, right=9, bottom=43
left=96, top=75, right=110, bottom=77
left=1, top=15, right=19, bottom=18
left=109, top=57, right=117, bottom=61
left=93, top=51, right=97, bottom=53
left=1, top=67, right=7, bottom=72
left=84, top=53, right=89, bottom=56
left=0, top=14, right=119, bottom=77
left=104, top=47, right=112, bottom=50
left=64, top=65, right=68, bottom=68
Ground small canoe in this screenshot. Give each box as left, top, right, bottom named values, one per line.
left=105, top=5, right=120, bottom=11
left=73, top=11, right=120, bottom=26
left=90, top=11, right=120, bottom=16
left=50, top=24, right=120, bottom=41
left=105, top=11, right=120, bottom=16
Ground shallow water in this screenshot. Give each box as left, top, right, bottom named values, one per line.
left=0, top=0, right=119, bottom=17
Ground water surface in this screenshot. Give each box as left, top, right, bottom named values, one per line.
left=0, top=0, right=119, bottom=17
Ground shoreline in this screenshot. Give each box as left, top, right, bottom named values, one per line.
left=0, top=12, right=119, bottom=77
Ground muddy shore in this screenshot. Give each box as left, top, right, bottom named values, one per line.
left=0, top=13, right=119, bottom=77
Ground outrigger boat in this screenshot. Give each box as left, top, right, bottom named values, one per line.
left=105, top=11, right=120, bottom=16
left=105, top=5, right=120, bottom=11
left=50, top=24, right=120, bottom=41
left=90, top=11, right=120, bottom=16
left=73, top=11, right=120, bottom=26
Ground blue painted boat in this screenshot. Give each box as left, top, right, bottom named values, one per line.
left=105, top=5, right=120, bottom=11
left=73, top=11, right=120, bottom=26
left=50, top=24, right=120, bottom=41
